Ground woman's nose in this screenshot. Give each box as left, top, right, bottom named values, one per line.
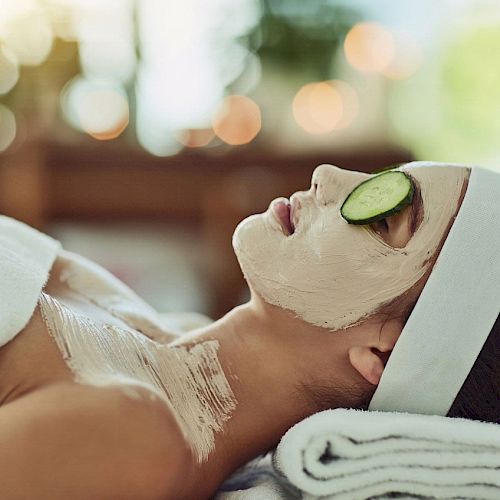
left=311, top=164, right=371, bottom=205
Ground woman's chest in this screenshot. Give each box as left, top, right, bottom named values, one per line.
left=0, top=259, right=166, bottom=406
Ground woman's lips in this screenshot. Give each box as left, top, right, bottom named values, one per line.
left=271, top=198, right=295, bottom=236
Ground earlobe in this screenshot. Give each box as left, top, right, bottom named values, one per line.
left=348, top=318, right=400, bottom=385
left=348, top=346, right=386, bottom=385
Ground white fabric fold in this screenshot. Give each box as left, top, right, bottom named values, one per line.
left=0, top=215, right=61, bottom=348
left=215, top=454, right=301, bottom=500
left=273, top=408, right=500, bottom=500
left=215, top=478, right=292, bottom=500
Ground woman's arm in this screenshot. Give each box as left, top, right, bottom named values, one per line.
left=0, top=382, right=192, bottom=500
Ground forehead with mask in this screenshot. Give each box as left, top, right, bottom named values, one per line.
left=232, top=162, right=469, bottom=331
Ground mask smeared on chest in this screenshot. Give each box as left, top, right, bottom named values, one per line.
left=38, top=292, right=236, bottom=463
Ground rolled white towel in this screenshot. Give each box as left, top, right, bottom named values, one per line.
left=0, top=215, right=61, bottom=348
left=273, top=408, right=500, bottom=500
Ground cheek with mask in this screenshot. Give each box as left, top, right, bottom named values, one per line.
left=232, top=163, right=469, bottom=331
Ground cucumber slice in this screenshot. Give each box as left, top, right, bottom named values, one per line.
left=340, top=170, right=414, bottom=225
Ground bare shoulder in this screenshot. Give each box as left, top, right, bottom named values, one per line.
left=0, top=382, right=192, bottom=500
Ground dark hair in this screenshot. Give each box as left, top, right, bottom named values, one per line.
left=370, top=293, right=500, bottom=424
left=353, top=307, right=499, bottom=425
left=379, top=252, right=499, bottom=424
left=446, top=314, right=499, bottom=424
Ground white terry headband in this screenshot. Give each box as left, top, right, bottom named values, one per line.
left=369, top=165, right=500, bottom=416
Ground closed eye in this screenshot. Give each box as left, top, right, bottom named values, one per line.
left=370, top=177, right=423, bottom=243
left=372, top=218, right=389, bottom=236
left=376, top=218, right=389, bottom=232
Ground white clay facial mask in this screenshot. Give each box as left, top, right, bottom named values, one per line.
left=233, top=162, right=469, bottom=330
left=38, top=291, right=236, bottom=463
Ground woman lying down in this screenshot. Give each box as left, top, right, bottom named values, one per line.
left=0, top=162, right=498, bottom=499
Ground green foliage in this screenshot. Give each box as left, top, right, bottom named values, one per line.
left=248, top=0, right=360, bottom=81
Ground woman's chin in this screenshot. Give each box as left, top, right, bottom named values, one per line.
left=232, top=212, right=267, bottom=254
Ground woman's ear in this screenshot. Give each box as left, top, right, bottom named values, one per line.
left=348, top=346, right=391, bottom=385
left=348, top=318, right=403, bottom=385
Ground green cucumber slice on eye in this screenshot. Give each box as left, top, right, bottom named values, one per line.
left=340, top=170, right=414, bottom=225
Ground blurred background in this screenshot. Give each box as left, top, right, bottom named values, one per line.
left=1, top=0, right=499, bottom=319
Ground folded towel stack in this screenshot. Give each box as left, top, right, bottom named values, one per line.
left=273, top=408, right=500, bottom=499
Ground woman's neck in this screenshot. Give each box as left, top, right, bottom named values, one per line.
left=169, top=299, right=371, bottom=498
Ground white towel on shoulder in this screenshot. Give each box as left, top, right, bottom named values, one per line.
left=0, top=215, right=61, bottom=348
left=273, top=408, right=500, bottom=500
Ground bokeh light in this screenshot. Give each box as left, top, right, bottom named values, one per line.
left=231, top=51, right=262, bottom=95
left=61, top=76, right=129, bottom=140
left=74, top=0, right=136, bottom=83
left=0, top=104, right=16, bottom=152
left=330, top=80, right=359, bottom=129
left=382, top=31, right=423, bottom=80
left=44, top=0, right=77, bottom=41
left=0, top=2, right=53, bottom=66
left=134, top=0, right=260, bottom=155
left=212, top=95, right=261, bottom=145
left=78, top=89, right=129, bottom=140
left=0, top=45, right=19, bottom=94
left=292, top=81, right=343, bottom=134
left=79, top=37, right=136, bottom=84
left=344, top=21, right=395, bottom=74
left=177, top=129, right=216, bottom=148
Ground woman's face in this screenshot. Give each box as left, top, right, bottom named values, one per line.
left=232, top=162, right=469, bottom=330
